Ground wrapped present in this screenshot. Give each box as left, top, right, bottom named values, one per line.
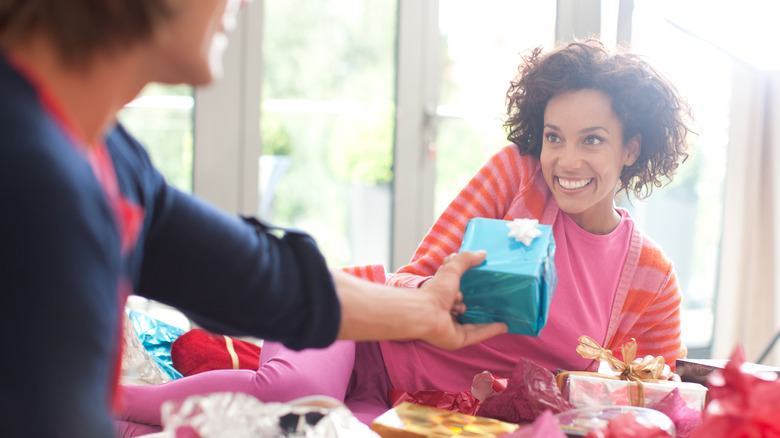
left=370, top=402, right=519, bottom=437
left=561, top=372, right=707, bottom=412
left=121, top=310, right=173, bottom=386
left=126, top=308, right=186, bottom=380
left=557, top=336, right=708, bottom=412
left=171, top=328, right=262, bottom=377
left=457, top=218, right=557, bottom=336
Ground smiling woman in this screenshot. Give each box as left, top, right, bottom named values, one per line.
left=386, top=39, right=694, bottom=392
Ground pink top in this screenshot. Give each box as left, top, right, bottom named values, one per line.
left=548, top=208, right=633, bottom=360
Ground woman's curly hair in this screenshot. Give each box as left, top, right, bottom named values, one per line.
left=504, top=39, right=694, bottom=199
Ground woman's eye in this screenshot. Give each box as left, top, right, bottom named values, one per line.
left=584, top=136, right=603, bottom=145
left=545, top=133, right=560, bottom=143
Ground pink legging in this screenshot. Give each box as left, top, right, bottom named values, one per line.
left=114, top=340, right=391, bottom=437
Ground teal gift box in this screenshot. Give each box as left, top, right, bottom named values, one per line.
left=457, top=218, right=557, bottom=336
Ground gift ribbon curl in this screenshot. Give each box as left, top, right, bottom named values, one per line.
left=576, top=335, right=665, bottom=381
left=572, top=335, right=666, bottom=407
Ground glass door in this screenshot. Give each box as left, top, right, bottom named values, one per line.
left=259, top=0, right=398, bottom=269
left=434, top=1, right=557, bottom=215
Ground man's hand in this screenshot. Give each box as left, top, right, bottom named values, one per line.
left=417, top=251, right=508, bottom=350
left=334, top=251, right=506, bottom=349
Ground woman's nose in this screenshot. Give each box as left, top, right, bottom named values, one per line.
left=557, top=145, right=582, bottom=171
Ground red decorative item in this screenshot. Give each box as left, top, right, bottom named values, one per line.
left=171, top=328, right=262, bottom=377
left=388, top=389, right=481, bottom=416
left=476, top=358, right=572, bottom=424
left=386, top=371, right=505, bottom=417
left=652, top=388, right=701, bottom=438
left=471, top=370, right=508, bottom=401
left=690, top=346, right=780, bottom=438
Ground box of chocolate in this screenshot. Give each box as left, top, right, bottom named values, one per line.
left=457, top=218, right=557, bottom=336
left=370, top=402, right=519, bottom=437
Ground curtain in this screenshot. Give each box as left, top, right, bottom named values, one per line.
left=712, top=61, right=780, bottom=365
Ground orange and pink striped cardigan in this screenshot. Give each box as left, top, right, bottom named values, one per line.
left=386, top=144, right=687, bottom=370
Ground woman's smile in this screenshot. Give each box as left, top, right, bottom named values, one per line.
left=556, top=176, right=593, bottom=191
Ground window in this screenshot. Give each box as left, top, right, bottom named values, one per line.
left=118, top=84, right=194, bottom=193
left=434, top=0, right=557, bottom=216
left=628, top=0, right=730, bottom=356
left=259, top=0, right=397, bottom=268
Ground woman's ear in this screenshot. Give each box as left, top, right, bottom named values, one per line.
left=624, top=134, right=641, bottom=167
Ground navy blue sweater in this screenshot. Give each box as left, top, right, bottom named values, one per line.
left=0, top=55, right=340, bottom=437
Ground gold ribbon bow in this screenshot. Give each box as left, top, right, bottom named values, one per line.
left=572, top=335, right=666, bottom=407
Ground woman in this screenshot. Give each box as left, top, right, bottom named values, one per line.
left=383, top=39, right=693, bottom=396
left=0, top=1, right=504, bottom=437
left=116, top=39, right=694, bottom=435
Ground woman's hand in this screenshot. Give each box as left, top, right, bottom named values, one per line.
left=632, top=355, right=682, bottom=382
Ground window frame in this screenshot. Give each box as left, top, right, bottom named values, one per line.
left=193, top=2, right=263, bottom=216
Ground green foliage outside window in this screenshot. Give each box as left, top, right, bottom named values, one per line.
left=118, top=83, right=194, bottom=193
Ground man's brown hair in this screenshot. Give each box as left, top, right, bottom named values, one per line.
left=0, top=0, right=172, bottom=64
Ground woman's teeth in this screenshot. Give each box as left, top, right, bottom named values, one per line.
left=558, top=177, right=591, bottom=189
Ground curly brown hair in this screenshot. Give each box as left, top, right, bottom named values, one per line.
left=504, top=39, right=694, bottom=199
left=0, top=0, right=172, bottom=65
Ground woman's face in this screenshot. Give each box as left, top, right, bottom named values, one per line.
left=540, top=88, right=640, bottom=234
left=150, top=0, right=245, bottom=86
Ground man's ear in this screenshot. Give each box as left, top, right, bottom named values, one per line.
left=624, top=134, right=641, bottom=167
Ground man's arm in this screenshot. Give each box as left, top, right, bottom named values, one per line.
left=333, top=250, right=507, bottom=350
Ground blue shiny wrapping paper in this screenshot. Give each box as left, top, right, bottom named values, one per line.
left=457, top=218, right=557, bottom=336
left=126, top=309, right=185, bottom=380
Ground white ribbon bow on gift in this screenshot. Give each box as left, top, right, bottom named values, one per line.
left=507, top=218, right=542, bottom=246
